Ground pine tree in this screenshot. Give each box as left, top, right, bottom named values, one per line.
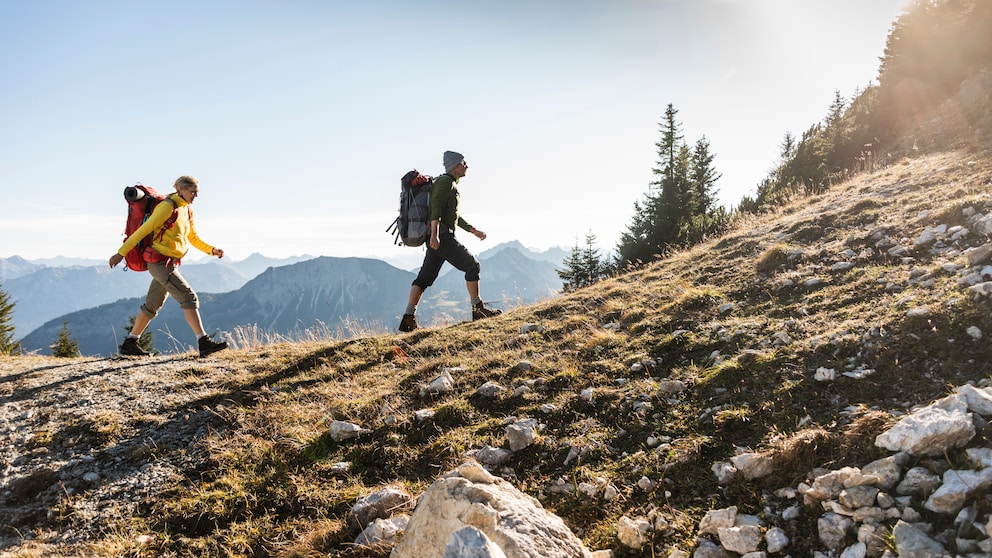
left=618, top=104, right=688, bottom=264
left=652, top=105, right=690, bottom=248
left=689, top=136, right=721, bottom=218
left=618, top=103, right=727, bottom=264
left=579, top=231, right=604, bottom=287
left=51, top=319, right=80, bottom=358
left=124, top=315, right=155, bottom=354
left=0, top=283, right=19, bottom=356
left=558, top=232, right=606, bottom=292
left=557, top=240, right=585, bottom=293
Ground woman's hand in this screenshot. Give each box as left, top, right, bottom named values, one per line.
left=109, top=253, right=123, bottom=268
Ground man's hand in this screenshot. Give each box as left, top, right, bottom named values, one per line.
left=471, top=228, right=487, bottom=241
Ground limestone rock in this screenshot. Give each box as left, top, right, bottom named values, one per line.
left=442, top=526, right=507, bottom=558
left=356, top=515, right=409, bottom=547
left=328, top=420, right=369, bottom=442
left=506, top=418, right=539, bottom=452
left=352, top=485, right=413, bottom=527
left=874, top=406, right=975, bottom=456
left=698, top=506, right=737, bottom=535
left=892, top=519, right=945, bottom=557
left=390, top=462, right=594, bottom=558
left=616, top=515, right=650, bottom=548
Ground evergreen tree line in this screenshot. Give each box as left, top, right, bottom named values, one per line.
left=742, top=0, right=992, bottom=211
left=558, top=103, right=730, bottom=290
left=616, top=103, right=730, bottom=266
left=560, top=0, right=991, bottom=289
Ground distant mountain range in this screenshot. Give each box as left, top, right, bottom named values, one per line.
left=2, top=254, right=313, bottom=334
left=10, top=242, right=566, bottom=356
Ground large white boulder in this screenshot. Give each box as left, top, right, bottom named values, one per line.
left=391, top=462, right=594, bottom=558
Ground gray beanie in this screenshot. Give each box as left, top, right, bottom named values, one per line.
left=443, top=150, right=465, bottom=173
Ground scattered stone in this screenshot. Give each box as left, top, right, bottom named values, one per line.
left=815, top=367, right=837, bottom=381
left=699, top=506, right=737, bottom=535
left=511, top=361, right=533, bottom=373
left=355, top=515, right=409, bottom=547
left=328, top=420, right=369, bottom=442
left=352, top=485, right=413, bottom=527
left=636, top=476, right=656, bottom=492
left=427, top=369, right=456, bottom=395
left=473, top=445, right=513, bottom=467
left=476, top=381, right=505, bottom=398
left=892, top=519, right=945, bottom=557
left=717, top=524, right=762, bottom=555
left=506, top=418, right=539, bottom=451
left=616, top=516, right=651, bottom=548
left=875, top=406, right=975, bottom=456
left=730, top=452, right=774, bottom=480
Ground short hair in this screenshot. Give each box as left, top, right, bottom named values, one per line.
left=174, top=176, right=199, bottom=191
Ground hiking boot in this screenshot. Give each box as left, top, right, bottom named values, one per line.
left=198, top=335, right=228, bottom=357
left=119, top=337, right=150, bottom=357
left=472, top=302, right=502, bottom=321
left=398, top=313, right=418, bottom=332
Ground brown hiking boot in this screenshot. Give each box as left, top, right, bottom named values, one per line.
left=198, top=335, right=228, bottom=358
left=119, top=337, right=150, bottom=357
left=472, top=302, right=502, bottom=321
left=398, top=313, right=418, bottom=332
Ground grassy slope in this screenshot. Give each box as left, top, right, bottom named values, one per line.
left=35, top=149, right=992, bottom=556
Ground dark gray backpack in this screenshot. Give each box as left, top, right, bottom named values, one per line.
left=387, top=170, right=433, bottom=247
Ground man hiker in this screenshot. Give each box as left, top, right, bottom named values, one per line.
left=109, top=175, right=229, bottom=358
left=399, top=150, right=501, bottom=332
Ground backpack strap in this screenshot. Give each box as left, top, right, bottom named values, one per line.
left=152, top=197, right=180, bottom=243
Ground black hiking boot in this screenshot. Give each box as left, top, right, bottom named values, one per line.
left=398, top=314, right=418, bottom=332
left=472, top=302, right=502, bottom=321
left=119, top=337, right=150, bottom=357
left=198, top=335, right=228, bottom=358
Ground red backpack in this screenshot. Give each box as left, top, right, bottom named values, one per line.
left=122, top=184, right=179, bottom=271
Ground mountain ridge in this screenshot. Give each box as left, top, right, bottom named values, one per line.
left=16, top=245, right=564, bottom=356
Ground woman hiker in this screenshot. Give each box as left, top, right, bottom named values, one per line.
left=109, top=175, right=228, bottom=358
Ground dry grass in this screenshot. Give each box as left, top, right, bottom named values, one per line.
left=5, top=148, right=992, bottom=557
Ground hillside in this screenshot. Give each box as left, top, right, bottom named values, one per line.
left=2, top=148, right=992, bottom=556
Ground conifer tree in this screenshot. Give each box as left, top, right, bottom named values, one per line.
left=0, top=283, right=19, bottom=356
left=579, top=232, right=604, bottom=287
left=689, top=136, right=720, bottom=218
left=51, top=319, right=80, bottom=358
left=558, top=232, right=606, bottom=292
left=619, top=103, right=726, bottom=264
left=557, top=240, right=585, bottom=293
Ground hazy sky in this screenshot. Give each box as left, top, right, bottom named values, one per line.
left=0, top=0, right=908, bottom=264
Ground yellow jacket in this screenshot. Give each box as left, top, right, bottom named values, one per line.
left=117, top=193, right=214, bottom=260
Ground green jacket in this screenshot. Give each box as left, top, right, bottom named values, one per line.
left=430, top=173, right=473, bottom=233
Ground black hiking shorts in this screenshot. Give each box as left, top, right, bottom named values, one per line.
left=413, top=232, right=481, bottom=289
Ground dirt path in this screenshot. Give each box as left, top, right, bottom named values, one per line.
left=0, top=353, right=239, bottom=551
